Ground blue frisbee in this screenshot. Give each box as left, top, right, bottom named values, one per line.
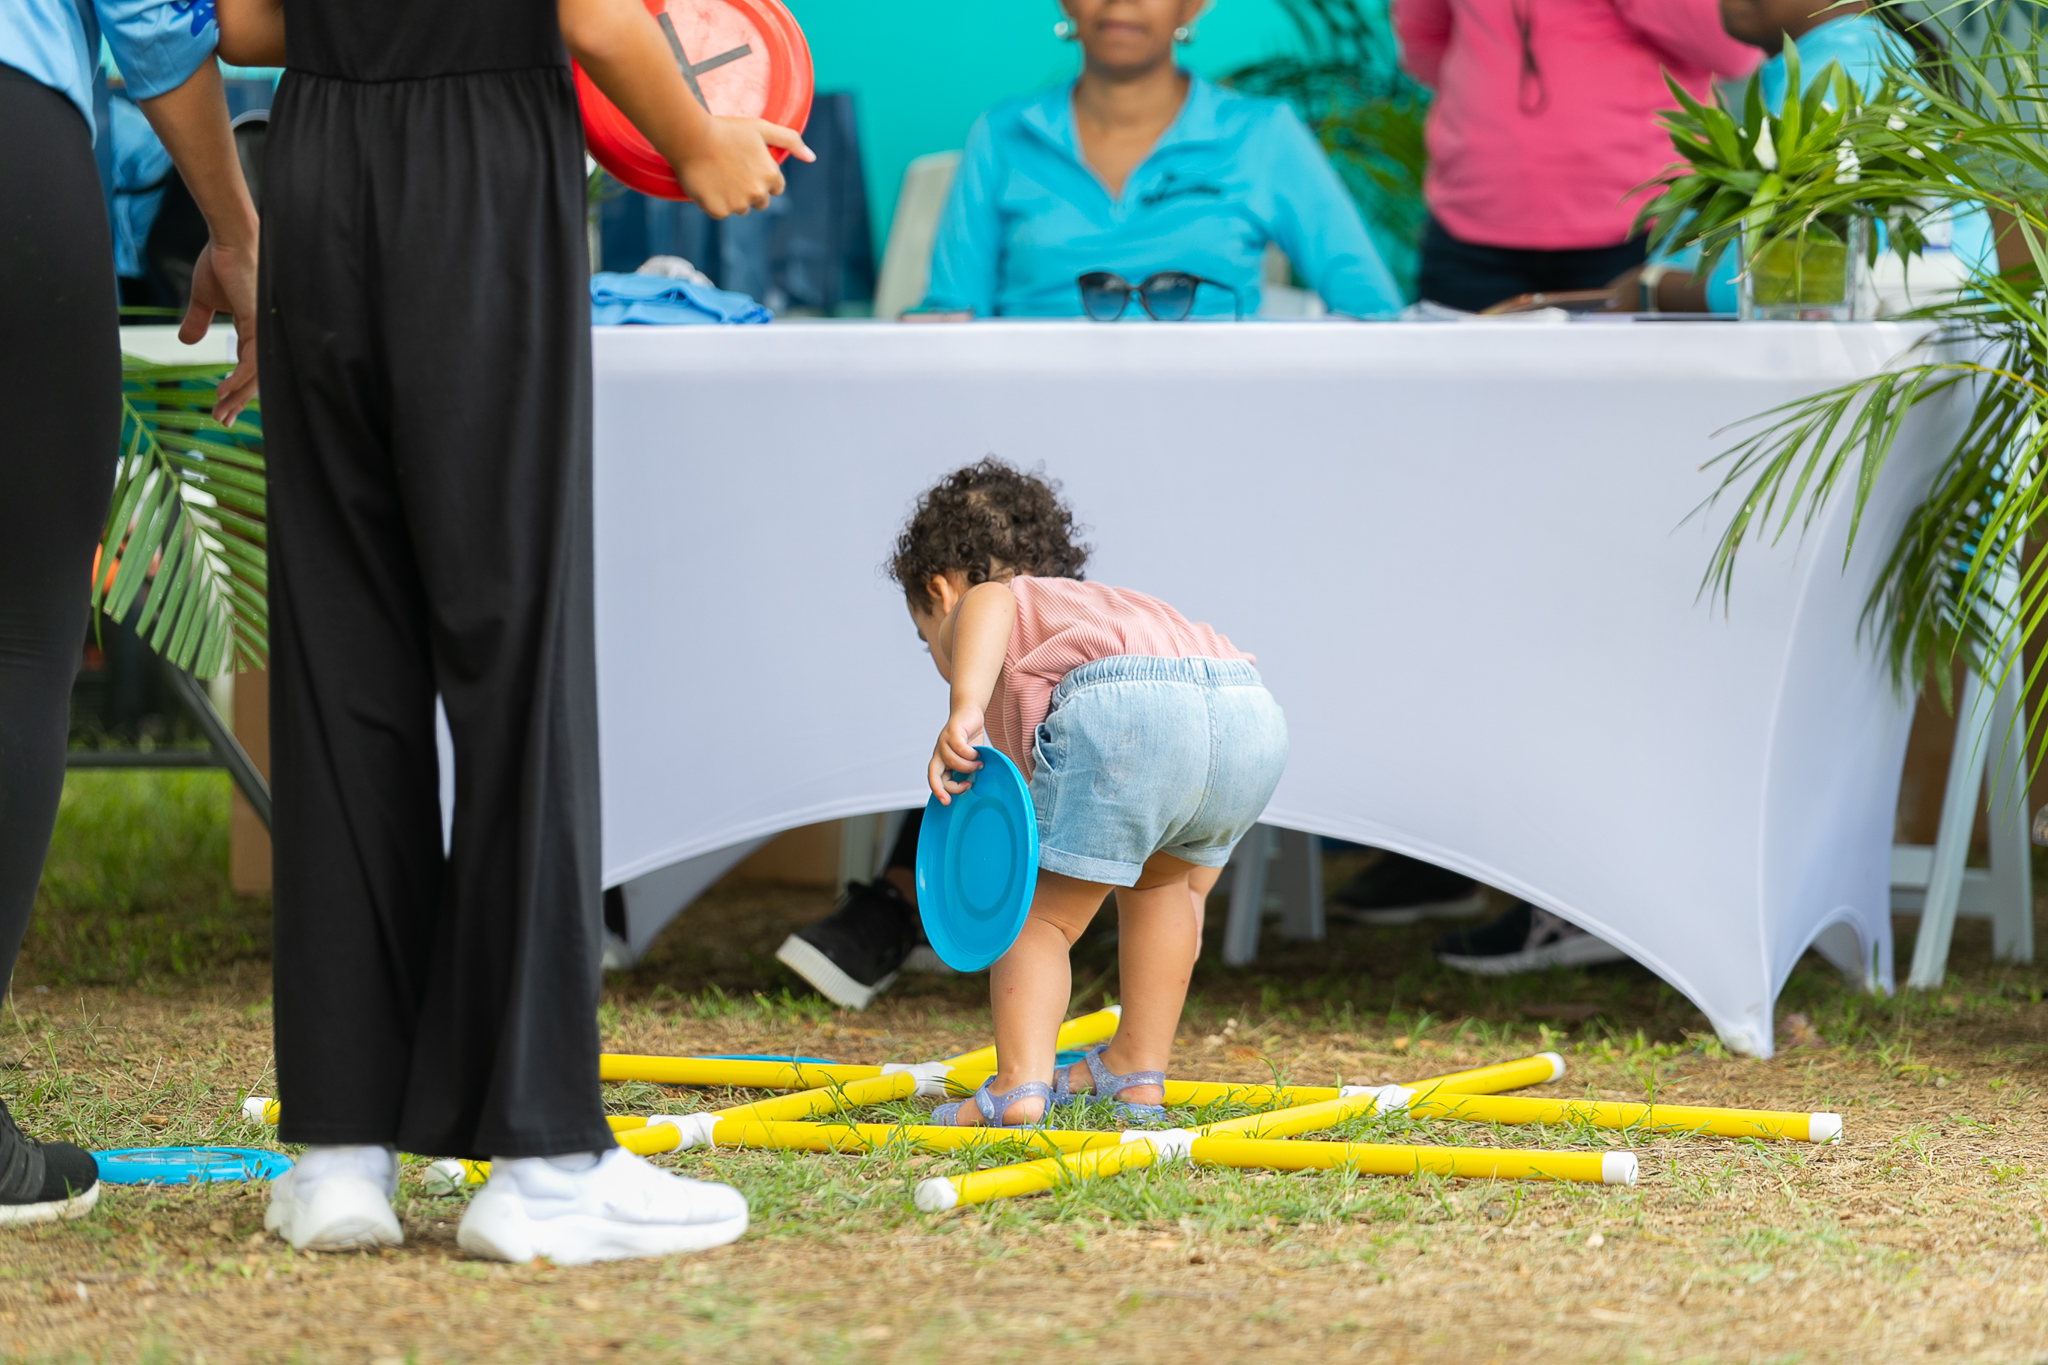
left=915, top=745, right=1038, bottom=971
left=94, top=1147, right=292, bottom=1186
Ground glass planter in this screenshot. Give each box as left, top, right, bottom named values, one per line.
left=1740, top=219, right=1867, bottom=321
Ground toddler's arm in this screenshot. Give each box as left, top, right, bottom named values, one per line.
left=559, top=0, right=813, bottom=219
left=928, top=583, right=1017, bottom=804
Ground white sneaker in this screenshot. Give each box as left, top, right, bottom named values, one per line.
left=264, top=1144, right=403, bottom=1251
left=456, top=1147, right=748, bottom=1265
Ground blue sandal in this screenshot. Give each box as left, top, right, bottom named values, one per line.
left=933, top=1079, right=1053, bottom=1128
left=1050, top=1044, right=1167, bottom=1120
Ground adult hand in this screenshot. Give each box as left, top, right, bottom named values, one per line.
left=927, top=705, right=986, bottom=805
left=184, top=237, right=259, bottom=425
left=672, top=118, right=813, bottom=218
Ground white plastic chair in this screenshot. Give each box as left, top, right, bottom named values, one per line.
left=1219, top=825, right=1325, bottom=966
left=1891, top=654, right=2034, bottom=988
left=871, top=151, right=961, bottom=321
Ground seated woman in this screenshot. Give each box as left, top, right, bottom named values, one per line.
left=919, top=0, right=1402, bottom=320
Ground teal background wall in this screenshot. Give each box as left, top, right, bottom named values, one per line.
left=783, top=2, right=1313, bottom=251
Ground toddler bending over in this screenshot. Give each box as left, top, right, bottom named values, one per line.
left=889, top=460, right=1288, bottom=1126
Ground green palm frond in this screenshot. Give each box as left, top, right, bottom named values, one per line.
left=1647, top=1, right=2048, bottom=769
left=99, top=356, right=267, bottom=678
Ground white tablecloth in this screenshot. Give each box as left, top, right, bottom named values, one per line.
left=592, top=319, right=1952, bottom=1057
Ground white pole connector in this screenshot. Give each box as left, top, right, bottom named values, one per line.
left=1337, top=1084, right=1416, bottom=1112
left=914, top=1177, right=959, bottom=1213
left=879, top=1061, right=954, bottom=1098
left=1600, top=1152, right=1638, bottom=1186
left=647, top=1113, right=721, bottom=1149
left=1538, top=1052, right=1566, bottom=1081
left=1119, top=1128, right=1198, bottom=1162
left=240, top=1096, right=273, bottom=1124
left=422, top=1158, right=470, bottom=1195
left=1807, top=1113, right=1843, bottom=1144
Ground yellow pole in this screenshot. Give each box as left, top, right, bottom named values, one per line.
left=1190, top=1137, right=1634, bottom=1185
left=940, top=1006, right=1122, bottom=1074
left=707, top=1071, right=923, bottom=1124
left=704, top=1119, right=1122, bottom=1156
left=1146, top=1052, right=1568, bottom=1109
left=1403, top=1091, right=1842, bottom=1143
left=913, top=1085, right=1408, bottom=1210
left=594, top=1007, right=1122, bottom=1089
left=597, top=1057, right=882, bottom=1088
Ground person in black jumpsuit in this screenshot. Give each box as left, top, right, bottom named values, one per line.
left=260, top=1, right=613, bottom=1170
left=229, top=0, right=805, bottom=1262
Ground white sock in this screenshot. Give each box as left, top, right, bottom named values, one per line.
left=292, top=1144, right=397, bottom=1199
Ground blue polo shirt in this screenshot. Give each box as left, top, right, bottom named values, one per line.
left=924, top=74, right=1403, bottom=320
left=1, top=0, right=217, bottom=137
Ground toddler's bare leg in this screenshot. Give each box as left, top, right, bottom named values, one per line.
left=1068, top=854, right=1212, bottom=1108
left=958, top=870, right=1111, bottom=1126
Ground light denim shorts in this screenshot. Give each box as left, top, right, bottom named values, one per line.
left=1028, top=656, right=1289, bottom=886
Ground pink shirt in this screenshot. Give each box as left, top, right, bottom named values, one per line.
left=1394, top=0, right=1758, bottom=250
left=987, top=577, right=1253, bottom=779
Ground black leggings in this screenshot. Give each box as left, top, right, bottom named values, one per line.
left=0, top=69, right=119, bottom=991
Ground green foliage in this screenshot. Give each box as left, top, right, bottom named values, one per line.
left=1637, top=43, right=1929, bottom=277
left=100, top=357, right=267, bottom=678
left=1640, top=3, right=2048, bottom=769
left=21, top=771, right=268, bottom=986
left=1223, top=0, right=1429, bottom=297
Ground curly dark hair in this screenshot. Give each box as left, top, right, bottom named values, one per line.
left=888, top=458, right=1091, bottom=613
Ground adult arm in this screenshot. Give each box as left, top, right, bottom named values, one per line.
left=98, top=0, right=260, bottom=421
left=1391, top=0, right=1452, bottom=88
left=1611, top=0, right=1760, bottom=78
left=558, top=0, right=811, bottom=219
left=920, top=116, right=1004, bottom=317
left=928, top=582, right=1017, bottom=802
left=214, top=0, right=283, bottom=66
left=1259, top=107, right=1404, bottom=319
left=136, top=61, right=261, bottom=421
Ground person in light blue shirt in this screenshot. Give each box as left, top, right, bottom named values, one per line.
left=4, top=0, right=220, bottom=133
left=1626, top=2, right=1993, bottom=310
left=1, top=0, right=256, bottom=1228
left=921, top=0, right=1402, bottom=320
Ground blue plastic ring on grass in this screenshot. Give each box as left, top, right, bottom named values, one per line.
left=94, top=1147, right=293, bottom=1185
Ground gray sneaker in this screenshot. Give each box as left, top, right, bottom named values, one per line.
left=1435, top=902, right=1628, bottom=976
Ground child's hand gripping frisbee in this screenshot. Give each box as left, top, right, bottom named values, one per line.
left=576, top=0, right=814, bottom=201
left=916, top=746, right=1039, bottom=972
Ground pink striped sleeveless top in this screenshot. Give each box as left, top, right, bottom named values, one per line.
left=987, top=577, right=1253, bottom=778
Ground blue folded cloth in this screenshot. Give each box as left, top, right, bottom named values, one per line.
left=589, top=272, right=772, bottom=325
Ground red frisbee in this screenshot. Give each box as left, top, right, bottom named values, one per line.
left=575, top=0, right=813, bottom=201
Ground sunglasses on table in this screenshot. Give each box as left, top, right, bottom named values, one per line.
left=1077, top=271, right=1243, bottom=322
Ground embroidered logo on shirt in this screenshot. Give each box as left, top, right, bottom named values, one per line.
left=172, top=0, right=216, bottom=37
left=1138, top=176, right=1224, bottom=208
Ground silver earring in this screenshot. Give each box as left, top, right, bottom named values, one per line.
left=1173, top=23, right=1195, bottom=42
left=1054, top=18, right=1075, bottom=38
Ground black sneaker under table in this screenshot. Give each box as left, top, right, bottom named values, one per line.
left=1330, top=852, right=1487, bottom=926
left=1434, top=901, right=1629, bottom=976
left=0, top=1101, right=99, bottom=1228
left=775, top=878, right=919, bottom=1009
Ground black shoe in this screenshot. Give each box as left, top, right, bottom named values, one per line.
left=1434, top=902, right=1628, bottom=976
left=775, top=878, right=920, bottom=1009
left=1330, top=852, right=1486, bottom=925
left=0, top=1100, right=99, bottom=1227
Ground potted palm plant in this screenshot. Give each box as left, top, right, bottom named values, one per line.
left=1642, top=5, right=2048, bottom=758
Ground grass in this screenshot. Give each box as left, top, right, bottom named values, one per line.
left=20, top=772, right=268, bottom=988
left=6, top=774, right=2048, bottom=1361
